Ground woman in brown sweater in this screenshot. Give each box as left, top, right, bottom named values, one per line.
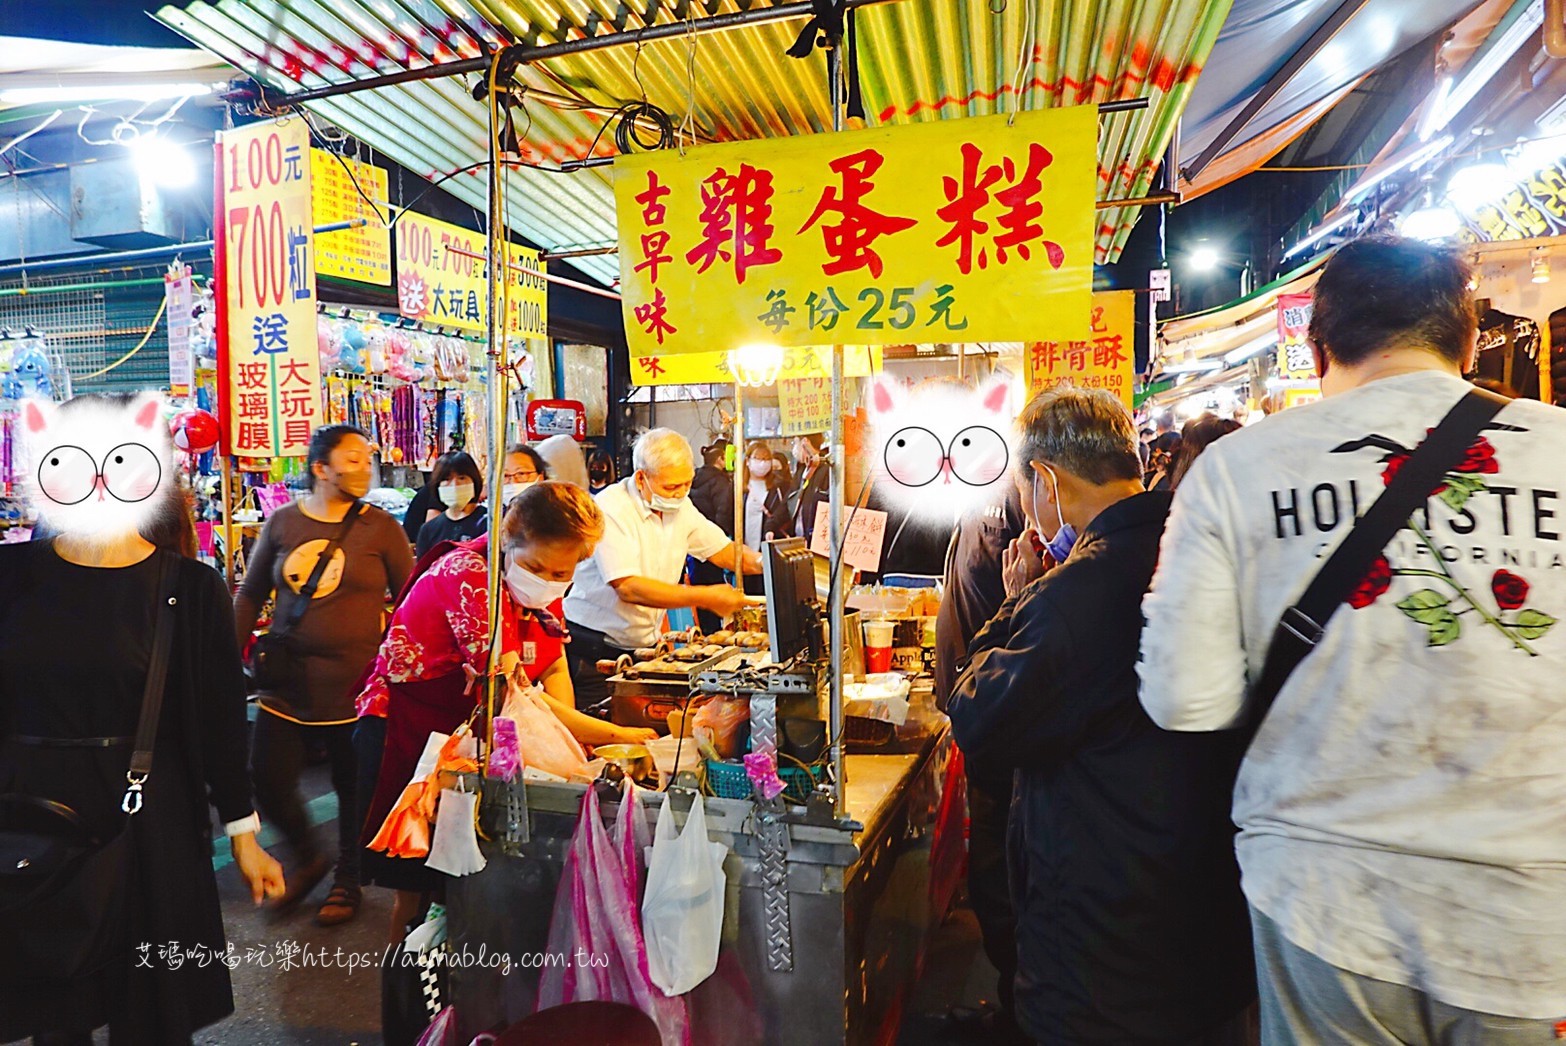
left=235, top=424, right=413, bottom=927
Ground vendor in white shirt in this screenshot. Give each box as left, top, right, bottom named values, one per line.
left=564, top=428, right=763, bottom=712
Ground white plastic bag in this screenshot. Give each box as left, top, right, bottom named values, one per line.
left=501, top=680, right=590, bottom=780
left=641, top=794, right=728, bottom=997
left=425, top=787, right=486, bottom=876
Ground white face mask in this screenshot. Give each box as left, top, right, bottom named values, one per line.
left=442, top=481, right=475, bottom=511
left=502, top=480, right=535, bottom=506
left=748, top=459, right=773, bottom=477
left=504, top=557, right=571, bottom=609
left=638, top=473, right=688, bottom=513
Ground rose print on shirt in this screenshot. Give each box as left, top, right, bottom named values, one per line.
left=1335, top=425, right=1556, bottom=653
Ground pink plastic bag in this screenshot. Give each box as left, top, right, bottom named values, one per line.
left=501, top=681, right=589, bottom=780
left=415, top=1005, right=457, bottom=1046
left=538, top=783, right=687, bottom=1046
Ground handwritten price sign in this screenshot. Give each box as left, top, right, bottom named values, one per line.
left=614, top=105, right=1097, bottom=356
left=216, top=117, right=320, bottom=459
left=778, top=377, right=833, bottom=436
left=810, top=505, right=889, bottom=573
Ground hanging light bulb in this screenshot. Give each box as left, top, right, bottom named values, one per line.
left=1532, top=248, right=1551, bottom=284
left=1399, top=188, right=1462, bottom=241
left=727, top=343, right=785, bottom=387
left=1446, top=161, right=1512, bottom=210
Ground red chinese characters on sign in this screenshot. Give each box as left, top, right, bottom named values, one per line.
left=936, top=142, right=1064, bottom=275
left=798, top=148, right=918, bottom=278
left=1088, top=305, right=1127, bottom=369
left=633, top=171, right=674, bottom=284
left=635, top=288, right=678, bottom=346
left=685, top=164, right=783, bottom=284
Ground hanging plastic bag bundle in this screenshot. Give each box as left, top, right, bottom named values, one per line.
left=369, top=727, right=479, bottom=859
left=500, top=679, right=591, bottom=781
left=642, top=793, right=729, bottom=997
left=538, top=782, right=687, bottom=1045
left=425, top=786, right=486, bottom=876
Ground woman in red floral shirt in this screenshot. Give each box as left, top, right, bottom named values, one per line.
left=355, top=482, right=655, bottom=942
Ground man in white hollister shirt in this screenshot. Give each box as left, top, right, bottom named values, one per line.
left=1140, top=236, right=1566, bottom=1042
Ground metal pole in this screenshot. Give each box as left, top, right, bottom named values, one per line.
left=264, top=0, right=904, bottom=107
left=220, top=456, right=235, bottom=588
left=827, top=40, right=847, bottom=821
left=733, top=384, right=746, bottom=593
left=483, top=61, right=508, bottom=760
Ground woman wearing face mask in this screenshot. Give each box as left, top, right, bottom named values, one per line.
left=416, top=452, right=488, bottom=557
left=741, top=442, right=792, bottom=595
left=356, top=481, right=657, bottom=943
left=235, top=424, right=414, bottom=927
left=500, top=443, right=548, bottom=507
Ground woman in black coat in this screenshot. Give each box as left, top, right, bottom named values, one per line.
left=0, top=393, right=282, bottom=1044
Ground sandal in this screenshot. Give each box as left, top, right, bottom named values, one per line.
left=315, top=883, right=362, bottom=927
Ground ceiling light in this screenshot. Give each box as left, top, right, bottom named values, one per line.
left=0, top=83, right=217, bottom=106
left=1343, top=136, right=1454, bottom=204
left=1532, top=249, right=1551, bottom=284
left=1188, top=246, right=1220, bottom=272
left=1417, top=76, right=1453, bottom=142
left=1161, top=358, right=1224, bottom=376
left=129, top=133, right=196, bottom=189
left=1224, top=332, right=1280, bottom=367
left=727, top=343, right=784, bottom=387
left=1446, top=162, right=1513, bottom=210
left=1283, top=213, right=1354, bottom=259
left=1425, top=2, right=1546, bottom=140
left=1399, top=189, right=1461, bottom=241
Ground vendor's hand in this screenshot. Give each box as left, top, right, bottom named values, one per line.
left=230, top=832, right=285, bottom=906
left=617, top=726, right=660, bottom=744
left=1002, top=530, right=1048, bottom=598
left=704, top=585, right=762, bottom=619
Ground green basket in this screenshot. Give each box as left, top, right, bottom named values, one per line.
left=706, top=758, right=822, bottom=804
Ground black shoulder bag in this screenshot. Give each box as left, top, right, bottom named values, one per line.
left=1246, top=389, right=1509, bottom=735
left=0, top=550, right=179, bottom=982
left=248, top=501, right=364, bottom=690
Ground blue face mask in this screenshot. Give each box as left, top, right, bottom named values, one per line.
left=1032, top=465, right=1079, bottom=562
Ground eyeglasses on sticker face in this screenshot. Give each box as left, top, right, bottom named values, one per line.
left=36, top=443, right=162, bottom=505
left=882, top=425, right=1010, bottom=488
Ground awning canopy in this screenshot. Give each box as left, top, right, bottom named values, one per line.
left=153, top=0, right=1234, bottom=285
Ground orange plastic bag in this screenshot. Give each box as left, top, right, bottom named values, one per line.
left=368, top=727, right=480, bottom=858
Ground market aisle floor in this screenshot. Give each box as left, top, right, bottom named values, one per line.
left=201, top=764, right=997, bottom=1045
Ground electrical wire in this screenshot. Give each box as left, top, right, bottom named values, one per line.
left=76, top=295, right=168, bottom=379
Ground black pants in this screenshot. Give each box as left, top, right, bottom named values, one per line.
left=688, top=557, right=728, bottom=634
left=968, top=765, right=1018, bottom=1024
left=564, top=623, right=629, bottom=715
left=251, top=710, right=359, bottom=887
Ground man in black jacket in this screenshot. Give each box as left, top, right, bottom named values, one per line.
left=949, top=386, right=1254, bottom=1045
left=688, top=439, right=733, bottom=633
left=789, top=432, right=829, bottom=540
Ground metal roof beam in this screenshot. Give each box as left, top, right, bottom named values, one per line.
left=263, top=0, right=907, bottom=107
left=1182, top=0, right=1375, bottom=183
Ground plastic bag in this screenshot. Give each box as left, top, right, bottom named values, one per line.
left=538, top=783, right=687, bottom=1045
left=501, top=680, right=591, bottom=780
left=425, top=787, right=486, bottom=876
left=642, top=794, right=729, bottom=997
left=414, top=1005, right=457, bottom=1046
left=669, top=697, right=750, bottom=759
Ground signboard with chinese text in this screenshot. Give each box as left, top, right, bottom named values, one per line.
left=1276, top=292, right=1316, bottom=381
left=215, top=117, right=320, bottom=458
left=310, top=149, right=391, bottom=285
left=810, top=504, right=888, bottom=573
left=778, top=376, right=833, bottom=436
left=629, top=344, right=882, bottom=386
left=396, top=211, right=548, bottom=337
left=1457, top=154, right=1566, bottom=241
left=165, top=263, right=194, bottom=397
left=1023, top=290, right=1135, bottom=410
left=615, top=105, right=1097, bottom=356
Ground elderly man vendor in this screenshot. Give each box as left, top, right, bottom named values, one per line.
left=564, top=428, right=763, bottom=712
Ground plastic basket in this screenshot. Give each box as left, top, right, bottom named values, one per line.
left=706, top=758, right=822, bottom=804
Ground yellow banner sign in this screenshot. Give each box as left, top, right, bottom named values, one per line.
left=311, top=149, right=391, bottom=285
left=217, top=116, right=321, bottom=459
left=615, top=106, right=1097, bottom=356
left=629, top=344, right=882, bottom=386
left=1024, top=289, right=1136, bottom=410
left=778, top=376, right=833, bottom=436
left=395, top=210, right=548, bottom=337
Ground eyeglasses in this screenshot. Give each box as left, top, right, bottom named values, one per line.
left=36, top=443, right=163, bottom=505
left=882, top=425, right=1010, bottom=487
left=504, top=470, right=541, bottom=484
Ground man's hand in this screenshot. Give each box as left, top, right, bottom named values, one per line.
left=1002, top=529, right=1050, bottom=598
left=703, top=584, right=765, bottom=618
left=741, top=546, right=764, bottom=575
left=231, top=832, right=286, bottom=906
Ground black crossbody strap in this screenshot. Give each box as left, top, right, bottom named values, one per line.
left=1248, top=389, right=1509, bottom=731
left=273, top=501, right=363, bottom=638
left=123, top=551, right=180, bottom=813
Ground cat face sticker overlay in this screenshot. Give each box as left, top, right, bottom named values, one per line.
left=22, top=392, right=173, bottom=542
left=867, top=376, right=1012, bottom=524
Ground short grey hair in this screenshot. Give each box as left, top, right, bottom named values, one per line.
left=1014, top=385, right=1141, bottom=485
left=632, top=428, right=694, bottom=478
